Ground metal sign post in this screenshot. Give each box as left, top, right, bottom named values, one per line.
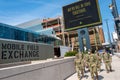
left=77, top=28, right=91, bottom=52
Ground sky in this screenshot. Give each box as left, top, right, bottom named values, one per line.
left=0, top=0, right=120, bottom=42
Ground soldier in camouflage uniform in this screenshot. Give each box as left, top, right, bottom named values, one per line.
left=89, top=49, right=98, bottom=80
left=85, top=49, right=91, bottom=71
left=75, top=53, right=85, bottom=80
left=95, top=51, right=102, bottom=72
left=102, top=49, right=112, bottom=73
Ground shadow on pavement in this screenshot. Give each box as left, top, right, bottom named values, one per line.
left=98, top=75, right=104, bottom=80
left=84, top=74, right=89, bottom=79
left=100, top=69, right=104, bottom=72
left=104, top=69, right=115, bottom=73
left=111, top=69, right=115, bottom=72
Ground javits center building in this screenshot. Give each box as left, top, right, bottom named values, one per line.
left=0, top=23, right=58, bottom=44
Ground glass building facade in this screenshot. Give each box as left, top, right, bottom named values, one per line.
left=0, top=23, right=57, bottom=44
left=16, top=19, right=62, bottom=46
left=24, top=24, right=43, bottom=32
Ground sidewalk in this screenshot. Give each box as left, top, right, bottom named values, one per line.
left=114, top=53, right=120, bottom=58
left=66, top=55, right=120, bottom=80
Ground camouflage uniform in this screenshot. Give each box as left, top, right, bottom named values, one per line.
left=89, top=53, right=98, bottom=80
left=81, top=52, right=86, bottom=72
left=75, top=53, right=84, bottom=79
left=85, top=51, right=91, bottom=71
left=102, top=51, right=112, bottom=73
left=95, top=52, right=102, bottom=72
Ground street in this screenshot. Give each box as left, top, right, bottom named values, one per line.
left=66, top=54, right=120, bottom=80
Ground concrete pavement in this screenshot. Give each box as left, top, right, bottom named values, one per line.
left=66, top=54, right=120, bottom=80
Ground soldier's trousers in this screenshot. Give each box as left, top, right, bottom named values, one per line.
left=105, top=62, right=112, bottom=72
left=86, top=62, right=90, bottom=71
left=90, top=66, right=98, bottom=80
left=76, top=67, right=80, bottom=79
left=97, top=62, right=101, bottom=71
left=76, top=66, right=84, bottom=79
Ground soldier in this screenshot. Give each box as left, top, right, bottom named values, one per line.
left=95, top=50, right=102, bottom=72
left=102, top=49, right=112, bottom=73
left=85, top=49, right=91, bottom=71
left=74, top=53, right=84, bottom=80
left=89, top=49, right=98, bottom=80
left=80, top=52, right=86, bottom=71
left=75, top=53, right=81, bottom=79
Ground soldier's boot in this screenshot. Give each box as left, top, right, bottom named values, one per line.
left=81, top=70, right=84, bottom=77
left=78, top=76, right=80, bottom=80
left=91, top=77, right=94, bottom=80
left=99, top=65, right=101, bottom=70
left=96, top=76, right=99, bottom=80
left=77, top=72, right=80, bottom=80
left=110, top=66, right=112, bottom=72
left=97, top=66, right=100, bottom=72
left=95, top=73, right=99, bottom=80
left=91, top=73, right=94, bottom=80
left=105, top=65, right=109, bottom=73
left=106, top=68, right=109, bottom=73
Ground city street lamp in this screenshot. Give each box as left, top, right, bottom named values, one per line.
left=105, top=19, right=112, bottom=45
left=105, top=19, right=113, bottom=54
left=109, top=0, right=120, bottom=40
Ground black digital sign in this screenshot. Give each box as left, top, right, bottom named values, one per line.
left=63, top=0, right=102, bottom=31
